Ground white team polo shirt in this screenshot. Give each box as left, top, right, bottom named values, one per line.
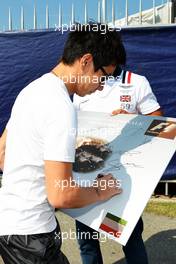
left=0, top=73, right=77, bottom=235
left=73, top=71, right=160, bottom=114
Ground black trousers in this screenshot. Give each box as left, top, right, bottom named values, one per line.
left=0, top=220, right=69, bottom=264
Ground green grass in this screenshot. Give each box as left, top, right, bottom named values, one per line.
left=145, top=201, right=176, bottom=218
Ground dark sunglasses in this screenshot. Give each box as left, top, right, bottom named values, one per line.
left=99, top=66, right=112, bottom=82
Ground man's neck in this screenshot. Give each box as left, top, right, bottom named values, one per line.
left=51, top=63, right=77, bottom=95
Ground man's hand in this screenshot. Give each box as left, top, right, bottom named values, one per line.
left=111, top=109, right=129, bottom=115
left=94, top=173, right=122, bottom=201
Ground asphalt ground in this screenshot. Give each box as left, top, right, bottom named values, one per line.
left=0, top=210, right=175, bottom=264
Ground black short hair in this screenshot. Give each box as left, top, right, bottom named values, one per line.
left=61, top=23, right=126, bottom=71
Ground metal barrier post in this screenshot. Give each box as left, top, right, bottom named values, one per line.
left=21, top=6, right=24, bottom=30
left=98, top=1, right=101, bottom=23
left=153, top=0, right=156, bottom=24
left=58, top=4, right=62, bottom=28
left=102, top=0, right=107, bottom=23
left=139, top=0, right=142, bottom=25
left=125, top=0, right=129, bottom=26
left=71, top=3, right=75, bottom=24
left=46, top=5, right=49, bottom=29
left=84, top=1, right=88, bottom=24
left=8, top=7, right=12, bottom=31
left=112, top=0, right=115, bottom=26
left=33, top=5, right=37, bottom=30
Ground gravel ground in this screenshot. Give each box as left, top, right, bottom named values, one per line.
left=1, top=211, right=175, bottom=264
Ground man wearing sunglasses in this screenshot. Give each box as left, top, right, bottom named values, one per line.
left=73, top=59, right=162, bottom=263
left=0, top=24, right=125, bottom=264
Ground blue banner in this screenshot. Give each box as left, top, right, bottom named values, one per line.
left=0, top=26, right=176, bottom=179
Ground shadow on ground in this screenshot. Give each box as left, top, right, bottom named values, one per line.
left=113, top=229, right=176, bottom=264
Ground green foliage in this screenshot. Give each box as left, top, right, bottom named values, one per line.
left=145, top=201, right=176, bottom=218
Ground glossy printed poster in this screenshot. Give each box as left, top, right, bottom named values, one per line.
left=63, top=112, right=176, bottom=245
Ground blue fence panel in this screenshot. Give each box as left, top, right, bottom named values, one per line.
left=0, top=26, right=176, bottom=179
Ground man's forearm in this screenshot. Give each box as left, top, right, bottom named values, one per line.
left=45, top=160, right=122, bottom=209
left=146, top=108, right=163, bottom=116
left=0, top=129, right=7, bottom=171
left=0, top=154, right=5, bottom=171
left=53, top=184, right=101, bottom=209
left=54, top=174, right=122, bottom=208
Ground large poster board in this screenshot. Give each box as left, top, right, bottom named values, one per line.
left=63, top=112, right=176, bottom=245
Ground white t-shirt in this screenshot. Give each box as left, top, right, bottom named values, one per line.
left=0, top=73, right=77, bottom=235
left=73, top=71, right=160, bottom=115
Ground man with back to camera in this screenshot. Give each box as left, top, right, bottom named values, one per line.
left=73, top=51, right=162, bottom=263
left=0, top=24, right=125, bottom=264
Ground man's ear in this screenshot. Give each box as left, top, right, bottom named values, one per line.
left=80, top=53, right=93, bottom=69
